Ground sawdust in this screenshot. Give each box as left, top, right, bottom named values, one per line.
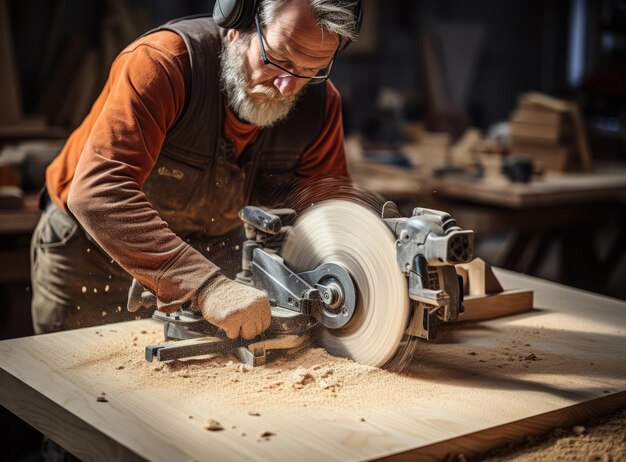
left=69, top=327, right=439, bottom=412
left=64, top=321, right=625, bottom=455
left=478, top=407, right=626, bottom=461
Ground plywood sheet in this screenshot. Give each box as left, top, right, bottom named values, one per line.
left=1, top=269, right=625, bottom=461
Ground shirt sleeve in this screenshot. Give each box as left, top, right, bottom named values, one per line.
left=67, top=34, right=221, bottom=312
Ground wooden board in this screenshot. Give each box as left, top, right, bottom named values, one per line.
left=457, top=289, right=534, bottom=322
left=428, top=167, right=626, bottom=208
left=1, top=269, right=626, bottom=461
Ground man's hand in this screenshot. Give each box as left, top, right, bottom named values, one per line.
left=198, top=275, right=272, bottom=340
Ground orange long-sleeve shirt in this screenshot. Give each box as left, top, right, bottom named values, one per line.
left=46, top=30, right=349, bottom=312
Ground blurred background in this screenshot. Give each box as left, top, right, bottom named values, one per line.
left=1, top=0, right=625, bottom=327
left=0, top=0, right=625, bottom=459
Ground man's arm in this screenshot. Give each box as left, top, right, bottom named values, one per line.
left=66, top=34, right=270, bottom=338
left=67, top=35, right=216, bottom=312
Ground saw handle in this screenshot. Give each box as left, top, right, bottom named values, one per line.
left=239, top=206, right=283, bottom=235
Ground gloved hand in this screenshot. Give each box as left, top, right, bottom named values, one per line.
left=198, top=274, right=272, bottom=340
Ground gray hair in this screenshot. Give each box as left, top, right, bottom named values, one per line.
left=258, top=0, right=360, bottom=47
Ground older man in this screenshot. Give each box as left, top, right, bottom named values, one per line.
left=30, top=0, right=361, bottom=340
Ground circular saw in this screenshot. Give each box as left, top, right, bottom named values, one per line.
left=137, top=200, right=474, bottom=370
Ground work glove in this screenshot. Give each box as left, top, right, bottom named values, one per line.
left=198, top=274, right=272, bottom=340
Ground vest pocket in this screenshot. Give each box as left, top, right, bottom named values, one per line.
left=144, top=154, right=204, bottom=210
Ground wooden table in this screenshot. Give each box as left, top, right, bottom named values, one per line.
left=1, top=269, right=625, bottom=461
left=352, top=162, right=626, bottom=294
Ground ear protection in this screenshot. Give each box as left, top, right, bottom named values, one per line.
left=213, top=0, right=260, bottom=30
left=213, top=0, right=363, bottom=47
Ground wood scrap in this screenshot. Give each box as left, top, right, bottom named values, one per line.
left=455, top=258, right=533, bottom=322
left=510, top=92, right=592, bottom=172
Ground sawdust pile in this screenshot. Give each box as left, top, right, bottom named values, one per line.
left=65, top=321, right=625, bottom=457
left=70, top=328, right=443, bottom=412
left=479, top=407, right=626, bottom=462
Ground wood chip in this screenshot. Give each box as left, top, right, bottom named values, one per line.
left=203, top=419, right=224, bottom=431
left=258, top=431, right=275, bottom=441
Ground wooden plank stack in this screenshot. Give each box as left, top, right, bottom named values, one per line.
left=509, top=92, right=593, bottom=172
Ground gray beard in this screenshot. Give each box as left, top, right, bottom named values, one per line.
left=220, top=38, right=302, bottom=128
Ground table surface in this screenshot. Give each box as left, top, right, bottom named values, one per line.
left=1, top=269, right=625, bottom=462
left=350, top=160, right=626, bottom=210
left=427, top=169, right=626, bottom=209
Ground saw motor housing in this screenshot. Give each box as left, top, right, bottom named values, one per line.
left=381, top=202, right=474, bottom=340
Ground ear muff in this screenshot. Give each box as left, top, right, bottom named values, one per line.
left=213, top=0, right=259, bottom=30
left=214, top=0, right=362, bottom=48
left=340, top=0, right=363, bottom=51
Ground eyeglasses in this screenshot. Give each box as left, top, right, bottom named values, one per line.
left=254, top=15, right=337, bottom=85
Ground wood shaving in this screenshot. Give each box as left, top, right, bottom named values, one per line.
left=203, top=419, right=223, bottom=432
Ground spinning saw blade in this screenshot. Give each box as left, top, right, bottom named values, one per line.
left=280, top=200, right=411, bottom=368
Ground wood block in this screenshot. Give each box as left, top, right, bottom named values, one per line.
left=456, top=257, right=503, bottom=295
left=419, top=131, right=450, bottom=175
left=478, top=153, right=508, bottom=183
left=510, top=145, right=569, bottom=172
left=515, top=92, right=592, bottom=172
left=518, top=92, right=570, bottom=113
left=510, top=121, right=561, bottom=145
left=450, top=128, right=482, bottom=167
left=511, top=108, right=561, bottom=125
left=455, top=288, right=534, bottom=322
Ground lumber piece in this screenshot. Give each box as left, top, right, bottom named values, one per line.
left=457, top=289, right=534, bottom=322
left=512, top=93, right=592, bottom=172
left=456, top=257, right=502, bottom=295
left=455, top=258, right=533, bottom=322
left=0, top=269, right=625, bottom=461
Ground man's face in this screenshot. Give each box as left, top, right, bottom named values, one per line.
left=221, top=1, right=339, bottom=128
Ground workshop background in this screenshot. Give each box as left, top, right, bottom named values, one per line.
left=0, top=0, right=625, bottom=459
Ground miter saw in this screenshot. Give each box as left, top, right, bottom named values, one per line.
left=129, top=200, right=474, bottom=369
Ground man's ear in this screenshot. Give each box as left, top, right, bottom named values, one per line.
left=226, top=29, right=239, bottom=43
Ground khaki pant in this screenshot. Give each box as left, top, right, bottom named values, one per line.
left=30, top=200, right=139, bottom=333
left=30, top=198, right=246, bottom=334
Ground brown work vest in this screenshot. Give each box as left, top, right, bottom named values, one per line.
left=142, top=16, right=326, bottom=237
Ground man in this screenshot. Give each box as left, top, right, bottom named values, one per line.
left=30, top=0, right=361, bottom=340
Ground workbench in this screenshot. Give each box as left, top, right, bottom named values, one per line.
left=352, top=161, right=626, bottom=295
left=1, top=269, right=625, bottom=461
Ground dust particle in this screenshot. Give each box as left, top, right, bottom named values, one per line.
left=248, top=411, right=261, bottom=417
left=105, top=284, right=110, bottom=292
left=81, top=286, right=87, bottom=293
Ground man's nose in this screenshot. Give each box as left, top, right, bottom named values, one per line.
left=274, top=75, right=298, bottom=96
